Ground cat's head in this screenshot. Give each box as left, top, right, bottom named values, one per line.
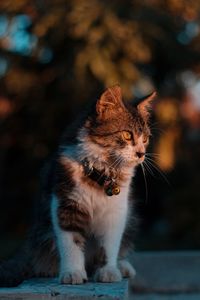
left=80, top=85, right=156, bottom=169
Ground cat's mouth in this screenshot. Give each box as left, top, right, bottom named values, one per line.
left=138, top=156, right=145, bottom=164
left=106, top=149, right=146, bottom=170
left=124, top=153, right=146, bottom=165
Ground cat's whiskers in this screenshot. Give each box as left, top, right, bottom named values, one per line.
left=141, top=163, right=148, bottom=204
left=142, top=160, right=155, bottom=177
left=108, top=156, right=124, bottom=174
left=92, top=155, right=123, bottom=184
left=140, top=153, right=171, bottom=202
left=146, top=152, right=161, bottom=158
left=109, top=152, right=134, bottom=167
left=145, top=157, right=171, bottom=186
left=108, top=153, right=124, bottom=169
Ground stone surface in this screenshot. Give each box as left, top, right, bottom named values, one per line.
left=130, top=251, right=200, bottom=293
left=1, top=251, right=200, bottom=299
left=0, top=278, right=128, bottom=300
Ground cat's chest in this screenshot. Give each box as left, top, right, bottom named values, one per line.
left=91, top=185, right=129, bottom=231
left=62, top=156, right=131, bottom=228
left=77, top=177, right=130, bottom=230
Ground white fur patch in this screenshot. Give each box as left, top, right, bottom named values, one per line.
left=51, top=195, right=87, bottom=282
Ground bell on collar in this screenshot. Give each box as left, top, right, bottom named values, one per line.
left=105, top=182, right=120, bottom=196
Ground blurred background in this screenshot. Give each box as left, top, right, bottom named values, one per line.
left=0, top=0, right=200, bottom=260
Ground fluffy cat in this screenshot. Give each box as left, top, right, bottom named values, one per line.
left=0, top=85, right=156, bottom=286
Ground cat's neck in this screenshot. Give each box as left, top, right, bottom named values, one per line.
left=63, top=141, right=135, bottom=184
left=60, top=137, right=135, bottom=184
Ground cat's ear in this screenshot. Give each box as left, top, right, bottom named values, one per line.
left=96, top=85, right=125, bottom=118
left=137, top=91, right=157, bottom=119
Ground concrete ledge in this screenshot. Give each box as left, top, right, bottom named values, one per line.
left=1, top=251, right=200, bottom=299
left=0, top=278, right=128, bottom=300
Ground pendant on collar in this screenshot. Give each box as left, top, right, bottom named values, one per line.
left=82, top=158, right=120, bottom=196
left=104, top=180, right=120, bottom=196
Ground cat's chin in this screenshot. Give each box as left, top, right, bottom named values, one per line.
left=127, top=159, right=146, bottom=169
left=127, top=158, right=145, bottom=167
left=123, top=160, right=139, bottom=168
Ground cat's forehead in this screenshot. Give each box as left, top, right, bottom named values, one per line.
left=109, top=108, right=144, bottom=132
left=89, top=105, right=147, bottom=135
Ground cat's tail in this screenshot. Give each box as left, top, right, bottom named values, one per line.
left=0, top=243, right=32, bottom=287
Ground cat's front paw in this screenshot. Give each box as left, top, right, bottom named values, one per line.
left=94, top=265, right=122, bottom=283
left=118, top=259, right=136, bottom=278
left=59, top=269, right=88, bottom=285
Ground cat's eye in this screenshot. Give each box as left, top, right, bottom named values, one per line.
left=143, top=136, right=148, bottom=143
left=122, top=131, right=132, bottom=141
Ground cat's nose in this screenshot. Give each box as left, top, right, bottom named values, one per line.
left=136, top=152, right=145, bottom=158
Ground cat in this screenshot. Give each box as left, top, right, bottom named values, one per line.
left=0, top=84, right=156, bottom=286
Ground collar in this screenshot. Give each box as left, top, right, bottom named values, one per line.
left=82, top=158, right=120, bottom=196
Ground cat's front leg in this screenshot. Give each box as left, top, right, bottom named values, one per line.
left=94, top=206, right=127, bottom=283
left=57, top=231, right=87, bottom=284
left=51, top=195, right=88, bottom=284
